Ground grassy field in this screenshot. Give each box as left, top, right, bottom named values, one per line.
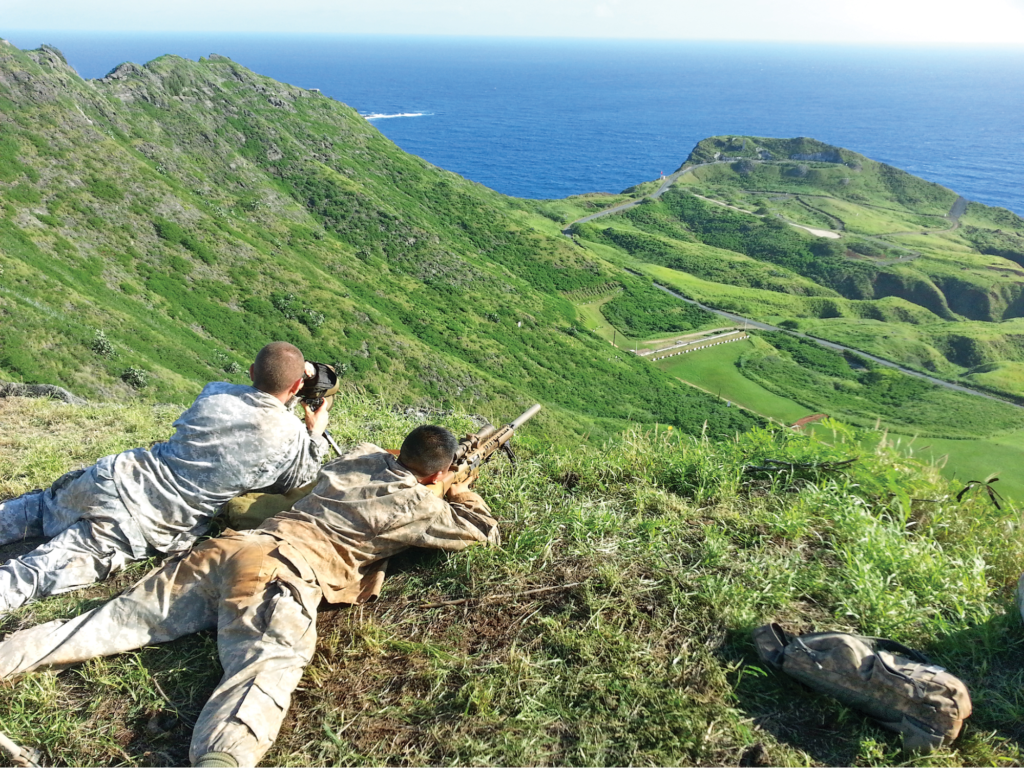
left=573, top=291, right=722, bottom=350
left=655, top=341, right=812, bottom=425
left=575, top=295, right=623, bottom=345
left=1, top=394, right=1023, bottom=767
left=798, top=317, right=1024, bottom=400
left=853, top=429, right=1024, bottom=504
left=652, top=340, right=1024, bottom=502
left=640, top=264, right=942, bottom=325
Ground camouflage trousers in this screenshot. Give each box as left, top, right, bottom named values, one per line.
left=0, top=456, right=150, bottom=616
left=0, top=531, right=322, bottom=767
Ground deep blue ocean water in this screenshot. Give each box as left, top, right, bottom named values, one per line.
left=5, top=32, right=1024, bottom=214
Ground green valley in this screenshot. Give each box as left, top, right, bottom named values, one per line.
left=559, top=135, right=1024, bottom=499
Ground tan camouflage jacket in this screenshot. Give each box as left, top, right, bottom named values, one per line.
left=259, top=443, right=499, bottom=604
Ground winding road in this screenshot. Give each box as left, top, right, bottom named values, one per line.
left=645, top=278, right=1023, bottom=409
left=562, top=160, right=733, bottom=234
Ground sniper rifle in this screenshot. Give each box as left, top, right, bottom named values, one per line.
left=426, top=404, right=541, bottom=496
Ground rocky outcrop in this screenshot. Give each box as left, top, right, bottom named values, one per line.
left=0, top=382, right=86, bottom=405
left=101, top=62, right=144, bottom=82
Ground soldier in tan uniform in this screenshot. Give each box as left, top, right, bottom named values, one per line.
left=0, top=424, right=498, bottom=768
left=0, top=341, right=329, bottom=617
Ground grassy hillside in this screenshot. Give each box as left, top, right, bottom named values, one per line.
left=1, top=394, right=1021, bottom=767
left=0, top=41, right=751, bottom=441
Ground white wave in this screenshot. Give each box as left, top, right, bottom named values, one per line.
left=362, top=112, right=430, bottom=120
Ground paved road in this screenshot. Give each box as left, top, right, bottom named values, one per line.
left=948, top=195, right=969, bottom=222
left=562, top=161, right=731, bottom=234
left=644, top=278, right=1024, bottom=410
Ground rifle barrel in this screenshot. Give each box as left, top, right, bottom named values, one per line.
left=509, top=404, right=542, bottom=430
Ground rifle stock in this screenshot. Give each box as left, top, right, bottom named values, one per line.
left=428, top=404, right=542, bottom=497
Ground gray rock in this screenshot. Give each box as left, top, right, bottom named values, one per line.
left=0, top=382, right=87, bottom=405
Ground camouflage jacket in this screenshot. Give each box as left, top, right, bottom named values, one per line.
left=113, top=382, right=326, bottom=553
left=259, top=443, right=500, bottom=604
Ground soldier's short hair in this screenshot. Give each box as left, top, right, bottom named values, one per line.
left=252, top=342, right=305, bottom=395
left=399, top=425, right=458, bottom=478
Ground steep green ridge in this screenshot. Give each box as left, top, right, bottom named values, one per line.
left=0, top=42, right=750, bottom=440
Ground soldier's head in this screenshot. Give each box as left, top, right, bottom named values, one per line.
left=250, top=341, right=306, bottom=401
left=398, top=425, right=458, bottom=482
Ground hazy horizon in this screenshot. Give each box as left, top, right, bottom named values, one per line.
left=4, top=0, right=1024, bottom=45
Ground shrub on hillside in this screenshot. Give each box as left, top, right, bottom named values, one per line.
left=601, top=280, right=714, bottom=336
left=90, top=329, right=114, bottom=357
left=153, top=217, right=216, bottom=265
left=87, top=178, right=124, bottom=202
left=121, top=366, right=148, bottom=389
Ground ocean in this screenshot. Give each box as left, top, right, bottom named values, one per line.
left=5, top=32, right=1024, bottom=214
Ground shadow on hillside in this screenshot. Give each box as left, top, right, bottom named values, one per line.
left=727, top=608, right=1024, bottom=765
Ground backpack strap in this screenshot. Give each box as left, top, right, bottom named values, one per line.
left=859, top=636, right=932, bottom=665
left=753, top=623, right=790, bottom=667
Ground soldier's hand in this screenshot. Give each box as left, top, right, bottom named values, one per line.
left=303, top=397, right=331, bottom=438
left=447, top=467, right=480, bottom=499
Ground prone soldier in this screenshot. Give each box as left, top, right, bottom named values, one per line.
left=0, top=341, right=330, bottom=617
left=0, top=424, right=500, bottom=767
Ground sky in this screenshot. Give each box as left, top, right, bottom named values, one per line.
left=4, top=0, right=1024, bottom=44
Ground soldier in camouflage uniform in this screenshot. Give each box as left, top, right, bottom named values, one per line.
left=0, top=424, right=498, bottom=768
left=0, top=341, right=329, bottom=617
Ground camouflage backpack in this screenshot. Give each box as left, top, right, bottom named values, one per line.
left=753, top=623, right=971, bottom=754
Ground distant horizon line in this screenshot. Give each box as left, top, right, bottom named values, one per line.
left=4, top=30, right=1024, bottom=50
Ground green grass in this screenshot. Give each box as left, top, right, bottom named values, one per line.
left=0, top=42, right=761, bottom=443
left=797, top=317, right=1024, bottom=401
left=853, top=429, right=1024, bottom=504
left=574, top=295, right=623, bottom=345
left=647, top=335, right=1024, bottom=500
left=655, top=340, right=812, bottom=424
left=736, top=335, right=1024, bottom=440
left=1, top=394, right=1023, bottom=767
left=654, top=339, right=1024, bottom=499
